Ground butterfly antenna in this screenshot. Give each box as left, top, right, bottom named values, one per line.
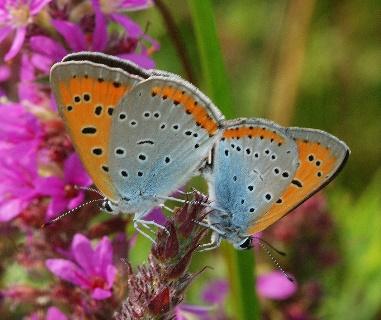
left=74, top=185, right=106, bottom=198
left=256, top=239, right=294, bottom=282
left=41, top=198, right=103, bottom=228
left=253, top=237, right=286, bottom=256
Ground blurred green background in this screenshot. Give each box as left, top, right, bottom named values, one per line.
left=129, top=0, right=381, bottom=319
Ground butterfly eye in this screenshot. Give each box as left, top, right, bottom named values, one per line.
left=101, top=200, right=114, bottom=213
left=238, top=237, right=253, bottom=250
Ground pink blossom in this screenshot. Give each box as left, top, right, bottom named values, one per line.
left=18, top=54, right=49, bottom=104
left=0, top=0, right=52, bottom=61
left=0, top=103, right=43, bottom=156
left=37, top=153, right=92, bottom=220
left=28, top=306, right=68, bottom=320
left=46, top=234, right=117, bottom=300
left=175, top=304, right=213, bottom=320
left=0, top=154, right=46, bottom=222
left=256, top=271, right=297, bottom=300
left=201, top=279, right=229, bottom=304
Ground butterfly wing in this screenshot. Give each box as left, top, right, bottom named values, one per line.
left=108, top=76, right=224, bottom=214
left=206, top=118, right=299, bottom=232
left=50, top=58, right=144, bottom=200
left=247, top=127, right=350, bottom=234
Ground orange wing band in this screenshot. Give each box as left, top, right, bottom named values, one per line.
left=152, top=86, right=219, bottom=135
left=247, top=139, right=340, bottom=234
left=58, top=76, right=130, bottom=200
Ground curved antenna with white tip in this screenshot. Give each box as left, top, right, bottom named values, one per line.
left=41, top=198, right=104, bottom=228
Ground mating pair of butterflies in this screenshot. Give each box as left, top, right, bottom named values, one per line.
left=50, top=52, right=350, bottom=250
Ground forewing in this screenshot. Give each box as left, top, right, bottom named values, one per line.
left=109, top=76, right=224, bottom=202
left=247, top=128, right=349, bottom=234
left=50, top=59, right=144, bottom=200
left=207, top=118, right=299, bottom=232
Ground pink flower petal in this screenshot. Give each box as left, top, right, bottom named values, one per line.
left=111, top=13, right=143, bottom=38
left=202, top=279, right=229, bottom=304
left=30, top=0, right=53, bottom=15
left=71, top=234, right=95, bottom=274
left=91, top=288, right=112, bottom=300
left=106, top=264, right=117, bottom=288
left=29, top=35, right=67, bottom=59
left=46, top=306, right=68, bottom=320
left=31, top=53, right=53, bottom=72
left=63, top=153, right=91, bottom=186
left=94, top=236, right=113, bottom=275
left=46, top=196, right=69, bottom=220
left=67, top=193, right=85, bottom=211
left=176, top=304, right=212, bottom=319
left=92, top=1, right=108, bottom=51
left=117, top=0, right=152, bottom=11
left=46, top=259, right=88, bottom=287
left=0, top=198, right=24, bottom=222
left=52, top=20, right=87, bottom=52
left=5, top=27, right=26, bottom=61
left=118, top=53, right=155, bottom=69
left=0, top=26, right=12, bottom=43
left=256, top=271, right=297, bottom=300
left=0, top=65, right=10, bottom=82
left=143, top=207, right=167, bottom=226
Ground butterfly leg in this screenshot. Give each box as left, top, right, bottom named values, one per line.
left=176, top=189, right=193, bottom=196
left=136, top=218, right=170, bottom=235
left=159, top=203, right=174, bottom=213
left=198, top=233, right=222, bottom=252
left=133, top=220, right=157, bottom=244
left=155, top=195, right=186, bottom=204
left=193, top=220, right=226, bottom=235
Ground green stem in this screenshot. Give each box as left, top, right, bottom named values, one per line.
left=187, top=1, right=260, bottom=319
left=187, top=0, right=234, bottom=118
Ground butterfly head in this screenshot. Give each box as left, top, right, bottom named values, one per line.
left=100, top=198, right=119, bottom=214
left=234, top=236, right=254, bottom=250
left=100, top=195, right=158, bottom=216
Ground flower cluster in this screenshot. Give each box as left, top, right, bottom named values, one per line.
left=0, top=0, right=160, bottom=318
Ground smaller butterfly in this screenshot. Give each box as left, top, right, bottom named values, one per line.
left=50, top=52, right=224, bottom=241
left=201, top=118, right=349, bottom=250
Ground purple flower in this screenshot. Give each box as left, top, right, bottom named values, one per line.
left=99, top=0, right=152, bottom=13
left=175, top=304, right=212, bottom=320
left=0, top=154, right=45, bottom=222
left=45, top=307, right=68, bottom=320
left=94, top=0, right=151, bottom=38
left=19, top=54, right=49, bottom=104
left=201, top=279, right=229, bottom=304
left=29, top=36, right=67, bottom=73
left=143, top=207, right=168, bottom=226
left=92, top=0, right=158, bottom=68
left=37, top=153, right=92, bottom=220
left=46, top=233, right=117, bottom=300
left=256, top=271, right=297, bottom=300
left=0, top=103, right=43, bottom=156
left=29, top=15, right=107, bottom=74
left=0, top=0, right=52, bottom=61
left=0, top=64, right=11, bottom=97
left=28, top=306, right=68, bottom=320
left=0, top=65, right=10, bottom=82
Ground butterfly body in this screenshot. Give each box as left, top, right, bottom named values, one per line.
left=202, top=118, right=350, bottom=250
left=50, top=52, right=224, bottom=235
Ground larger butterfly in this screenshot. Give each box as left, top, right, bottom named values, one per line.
left=202, top=118, right=349, bottom=250
left=50, top=52, right=224, bottom=239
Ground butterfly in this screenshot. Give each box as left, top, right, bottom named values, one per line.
left=50, top=52, right=224, bottom=240
left=201, top=118, right=349, bottom=250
